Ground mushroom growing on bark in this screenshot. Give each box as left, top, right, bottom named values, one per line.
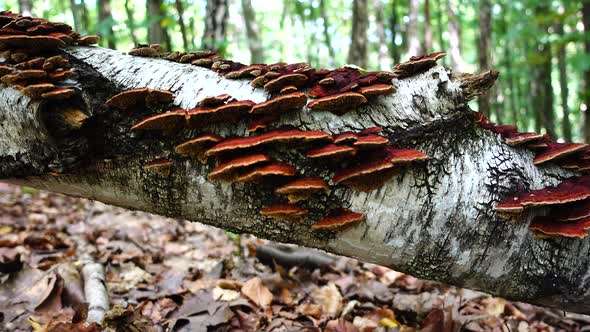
left=312, top=209, right=365, bottom=229
left=260, top=204, right=308, bottom=221
left=208, top=154, right=271, bottom=182
left=143, top=158, right=173, bottom=176
left=275, top=177, right=329, bottom=203
left=237, top=162, right=296, bottom=182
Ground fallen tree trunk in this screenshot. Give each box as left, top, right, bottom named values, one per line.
left=1, top=45, right=588, bottom=313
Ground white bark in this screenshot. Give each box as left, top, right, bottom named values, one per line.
left=0, top=46, right=588, bottom=313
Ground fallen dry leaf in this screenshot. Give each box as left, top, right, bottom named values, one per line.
left=312, top=283, right=343, bottom=318
left=241, top=277, right=273, bottom=309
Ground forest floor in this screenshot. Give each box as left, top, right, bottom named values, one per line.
left=1, top=183, right=589, bottom=332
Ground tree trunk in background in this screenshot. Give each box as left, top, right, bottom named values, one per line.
left=147, top=0, right=171, bottom=51
left=69, top=0, right=81, bottom=32
left=175, top=0, right=189, bottom=51
left=556, top=21, right=572, bottom=142
left=348, top=0, right=368, bottom=68
left=241, top=0, right=264, bottom=64
left=533, top=4, right=556, bottom=139
left=203, top=0, right=229, bottom=53
left=477, top=0, right=492, bottom=117
left=435, top=0, right=445, bottom=62
left=18, top=0, right=32, bottom=17
left=124, top=0, right=139, bottom=46
left=500, top=4, right=518, bottom=128
left=96, top=0, right=115, bottom=49
left=319, top=0, right=336, bottom=67
left=446, top=0, right=466, bottom=71
left=423, top=0, right=432, bottom=53
left=406, top=0, right=420, bottom=56
left=583, top=1, right=590, bottom=143
left=80, top=0, right=90, bottom=34
left=374, top=0, right=391, bottom=70
left=5, top=44, right=590, bottom=313
left=389, top=0, right=401, bottom=64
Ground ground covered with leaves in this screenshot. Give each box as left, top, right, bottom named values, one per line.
left=1, top=184, right=589, bottom=332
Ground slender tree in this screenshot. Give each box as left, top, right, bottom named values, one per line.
left=446, top=0, right=466, bottom=70
left=96, top=0, right=115, bottom=49
left=374, top=0, right=391, bottom=70
left=319, top=0, right=336, bottom=67
left=583, top=1, right=590, bottom=142
left=202, top=0, right=229, bottom=53
left=80, top=0, right=90, bottom=33
left=348, top=0, right=368, bottom=68
left=477, top=0, right=492, bottom=117
left=124, top=0, right=139, bottom=46
left=147, top=0, right=171, bottom=50
left=389, top=0, right=401, bottom=64
left=69, top=0, right=81, bottom=32
left=532, top=4, right=555, bottom=138
left=18, top=0, right=32, bottom=16
left=241, top=0, right=264, bottom=63
left=175, top=0, right=190, bottom=51
left=555, top=20, right=572, bottom=142
left=435, top=0, right=445, bottom=57
left=424, top=0, right=433, bottom=53
left=406, top=0, right=420, bottom=56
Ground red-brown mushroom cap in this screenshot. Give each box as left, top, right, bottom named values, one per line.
left=306, top=144, right=357, bottom=159
left=490, top=125, right=518, bottom=138
left=76, top=34, right=100, bottom=45
left=175, top=133, right=223, bottom=159
left=48, top=70, right=77, bottom=82
left=42, top=55, right=70, bottom=71
left=280, top=86, right=298, bottom=94
left=205, top=129, right=333, bottom=157
left=131, top=109, right=186, bottom=131
left=495, top=175, right=590, bottom=214
left=333, top=160, right=398, bottom=192
left=263, top=73, right=308, bottom=92
left=224, top=64, right=265, bottom=79
left=15, top=57, right=45, bottom=70
left=199, top=94, right=233, bottom=107
left=106, top=88, right=149, bottom=110
left=504, top=132, right=545, bottom=146
left=359, top=127, right=382, bottom=136
left=146, top=89, right=175, bottom=105
left=533, top=143, right=588, bottom=165
left=260, top=204, right=308, bottom=221
left=353, top=135, right=389, bottom=149
left=529, top=216, right=590, bottom=239
left=385, top=148, right=429, bottom=164
left=237, top=162, right=296, bottom=182
left=334, top=132, right=358, bottom=144
left=0, top=65, right=12, bottom=77
left=188, top=100, right=255, bottom=126
left=40, top=87, right=75, bottom=100
left=143, top=158, right=173, bottom=176
left=21, top=83, right=55, bottom=98
left=394, top=52, right=447, bottom=78
left=247, top=114, right=280, bottom=132
left=307, top=92, right=367, bottom=113
left=275, top=177, right=329, bottom=203
left=312, top=208, right=365, bottom=229
left=208, top=154, right=271, bottom=182
left=357, top=84, right=396, bottom=98
left=0, top=34, right=65, bottom=50
left=249, top=92, right=307, bottom=116
left=1, top=69, right=46, bottom=85
left=551, top=200, right=590, bottom=222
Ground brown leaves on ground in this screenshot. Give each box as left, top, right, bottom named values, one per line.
left=1, top=183, right=590, bottom=331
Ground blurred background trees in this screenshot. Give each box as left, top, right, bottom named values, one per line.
left=2, top=0, right=589, bottom=142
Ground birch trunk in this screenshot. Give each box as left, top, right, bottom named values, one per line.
left=1, top=46, right=589, bottom=313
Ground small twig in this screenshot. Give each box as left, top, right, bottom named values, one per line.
left=82, top=262, right=109, bottom=324
left=255, top=243, right=336, bottom=270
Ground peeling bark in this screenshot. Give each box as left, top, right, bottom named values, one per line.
left=1, top=46, right=590, bottom=313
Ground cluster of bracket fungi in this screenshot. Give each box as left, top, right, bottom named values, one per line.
left=0, top=11, right=99, bottom=139
left=477, top=112, right=590, bottom=238
left=115, top=47, right=446, bottom=231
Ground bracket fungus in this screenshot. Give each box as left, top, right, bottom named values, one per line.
left=260, top=204, right=308, bottom=221
left=353, top=135, right=389, bottom=150
left=205, top=129, right=333, bottom=157
left=175, top=134, right=224, bottom=160
left=533, top=143, right=588, bottom=165
left=394, top=52, right=447, bottom=78
left=198, top=94, right=233, bottom=107
left=529, top=216, right=590, bottom=239
left=312, top=209, right=365, bottom=230
left=306, top=144, right=357, bottom=160
left=236, top=162, right=296, bottom=182
left=333, top=160, right=398, bottom=192
left=143, top=158, right=173, bottom=176
left=40, top=87, right=75, bottom=100
left=249, top=92, right=307, bottom=116
left=208, top=154, right=271, bottom=182
left=75, top=34, right=100, bottom=46
left=106, top=88, right=175, bottom=110
left=307, top=92, right=368, bottom=114
left=131, top=109, right=187, bottom=131
left=385, top=148, right=429, bottom=164
left=495, top=175, right=590, bottom=214
left=188, top=100, right=255, bottom=127
left=334, top=132, right=358, bottom=145
left=275, top=177, right=329, bottom=203
left=357, top=84, right=396, bottom=98
left=263, top=73, right=308, bottom=92
left=42, top=55, right=70, bottom=71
